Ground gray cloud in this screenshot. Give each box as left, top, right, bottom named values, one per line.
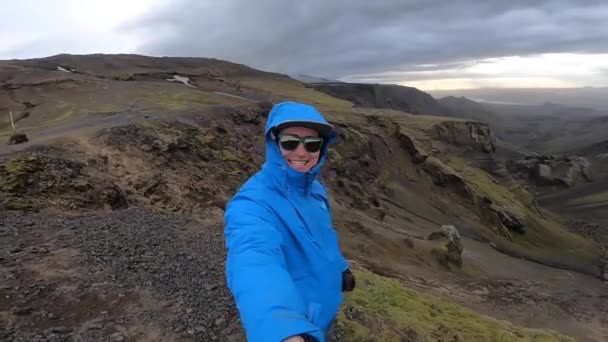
left=128, top=0, right=608, bottom=80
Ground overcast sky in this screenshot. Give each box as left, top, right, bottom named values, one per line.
left=2, top=0, right=607, bottom=90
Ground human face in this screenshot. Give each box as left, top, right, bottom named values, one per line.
left=277, top=126, right=322, bottom=173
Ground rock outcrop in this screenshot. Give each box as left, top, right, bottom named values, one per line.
left=506, top=154, right=593, bottom=187
left=428, top=225, right=464, bottom=267
left=490, top=205, right=525, bottom=234
left=8, top=133, right=28, bottom=145
left=432, top=121, right=496, bottom=153
left=397, top=129, right=471, bottom=197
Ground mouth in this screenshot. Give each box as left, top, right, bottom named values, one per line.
left=287, top=159, right=310, bottom=170
left=289, top=160, right=308, bottom=165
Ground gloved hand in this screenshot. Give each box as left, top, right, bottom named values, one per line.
left=342, top=268, right=356, bottom=292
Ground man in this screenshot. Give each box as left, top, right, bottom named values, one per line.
left=224, top=101, right=355, bottom=342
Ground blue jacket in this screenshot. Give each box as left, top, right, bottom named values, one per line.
left=224, top=102, right=349, bottom=342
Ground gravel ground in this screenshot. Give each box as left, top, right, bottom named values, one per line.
left=0, top=206, right=244, bottom=342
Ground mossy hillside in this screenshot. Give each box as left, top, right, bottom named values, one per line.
left=0, top=157, right=42, bottom=192
left=337, top=268, right=575, bottom=342
left=140, top=88, right=252, bottom=111
left=445, top=156, right=602, bottom=276
left=240, top=78, right=354, bottom=110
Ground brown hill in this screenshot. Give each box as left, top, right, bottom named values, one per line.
left=1, top=54, right=606, bottom=342
left=309, top=82, right=445, bottom=116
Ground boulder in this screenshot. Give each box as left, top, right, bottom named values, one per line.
left=428, top=225, right=464, bottom=267
left=8, top=133, right=28, bottom=145
left=506, top=154, right=592, bottom=187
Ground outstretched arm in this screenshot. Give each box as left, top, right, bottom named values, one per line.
left=224, top=196, right=323, bottom=342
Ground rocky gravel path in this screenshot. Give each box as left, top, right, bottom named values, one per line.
left=0, top=207, right=244, bottom=342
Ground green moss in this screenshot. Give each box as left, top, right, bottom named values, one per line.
left=143, top=90, right=246, bottom=111
left=219, top=149, right=241, bottom=162
left=87, top=104, right=120, bottom=113
left=4, top=199, right=33, bottom=210
left=445, top=157, right=531, bottom=215
left=338, top=268, right=574, bottom=341
left=444, top=156, right=601, bottom=274
left=240, top=79, right=353, bottom=110
left=195, top=133, right=215, bottom=147
left=0, top=158, right=38, bottom=192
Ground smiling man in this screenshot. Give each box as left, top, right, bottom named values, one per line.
left=276, top=126, right=323, bottom=172
left=224, top=101, right=355, bottom=342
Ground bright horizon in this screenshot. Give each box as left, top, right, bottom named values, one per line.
left=338, top=53, right=608, bottom=91
left=1, top=1, right=607, bottom=91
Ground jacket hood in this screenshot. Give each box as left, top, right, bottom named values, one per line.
left=262, top=102, right=336, bottom=192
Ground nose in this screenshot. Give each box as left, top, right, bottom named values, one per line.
left=292, top=142, right=308, bottom=155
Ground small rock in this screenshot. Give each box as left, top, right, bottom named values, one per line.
left=12, top=306, right=33, bottom=315
left=214, top=318, right=226, bottom=327
left=51, top=326, right=72, bottom=334
left=110, top=332, right=125, bottom=342
left=48, top=313, right=57, bottom=319
left=88, top=323, right=103, bottom=330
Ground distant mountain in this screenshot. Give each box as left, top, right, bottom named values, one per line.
left=310, top=82, right=445, bottom=115
left=437, top=96, right=499, bottom=124
left=428, top=87, right=608, bottom=111
left=480, top=102, right=608, bottom=153
left=289, top=74, right=343, bottom=83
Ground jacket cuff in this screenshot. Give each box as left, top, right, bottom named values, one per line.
left=250, top=317, right=323, bottom=342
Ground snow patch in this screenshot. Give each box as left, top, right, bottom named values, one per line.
left=166, top=75, right=195, bottom=87
left=57, top=66, right=73, bottom=73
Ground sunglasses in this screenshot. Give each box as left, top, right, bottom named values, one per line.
left=277, top=134, right=324, bottom=153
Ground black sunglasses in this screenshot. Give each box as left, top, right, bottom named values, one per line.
left=277, top=134, right=324, bottom=153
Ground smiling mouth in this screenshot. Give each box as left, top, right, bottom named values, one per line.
left=289, top=160, right=308, bottom=165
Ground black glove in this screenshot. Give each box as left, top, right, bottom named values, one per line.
left=341, top=268, right=356, bottom=292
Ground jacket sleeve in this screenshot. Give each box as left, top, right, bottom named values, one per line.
left=224, top=195, right=324, bottom=342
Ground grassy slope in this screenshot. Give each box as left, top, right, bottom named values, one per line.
left=444, top=156, right=601, bottom=274
left=337, top=268, right=574, bottom=342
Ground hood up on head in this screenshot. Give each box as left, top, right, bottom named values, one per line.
left=262, top=101, right=336, bottom=192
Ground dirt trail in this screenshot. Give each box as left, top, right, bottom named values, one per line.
left=0, top=111, right=163, bottom=157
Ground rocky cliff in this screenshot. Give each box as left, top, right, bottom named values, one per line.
left=506, top=154, right=593, bottom=188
